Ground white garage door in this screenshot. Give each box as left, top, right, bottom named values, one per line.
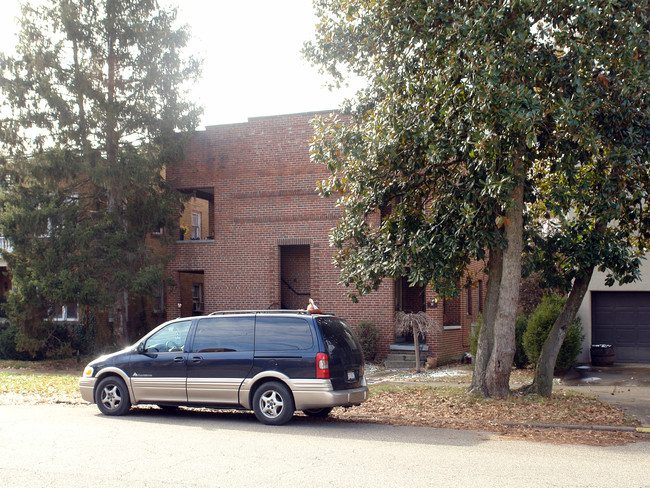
left=591, top=291, right=650, bottom=363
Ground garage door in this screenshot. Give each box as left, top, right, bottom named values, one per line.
left=592, top=291, right=650, bottom=363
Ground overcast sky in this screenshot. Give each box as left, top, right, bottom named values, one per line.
left=0, top=0, right=359, bottom=128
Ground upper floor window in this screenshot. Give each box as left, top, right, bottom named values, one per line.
left=191, top=212, right=202, bottom=239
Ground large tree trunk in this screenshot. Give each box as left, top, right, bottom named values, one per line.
left=485, top=180, right=524, bottom=398
left=469, top=246, right=503, bottom=396
left=524, top=266, right=594, bottom=397
left=112, top=290, right=129, bottom=347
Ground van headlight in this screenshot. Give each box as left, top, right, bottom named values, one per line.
left=83, top=366, right=94, bottom=378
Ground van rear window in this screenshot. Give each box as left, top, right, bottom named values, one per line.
left=255, top=316, right=314, bottom=350
left=316, top=317, right=361, bottom=355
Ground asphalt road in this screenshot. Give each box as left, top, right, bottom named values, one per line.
left=1, top=404, right=648, bottom=488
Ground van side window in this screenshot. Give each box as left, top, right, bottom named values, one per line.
left=144, top=320, right=192, bottom=353
left=191, top=316, right=254, bottom=353
left=255, top=316, right=314, bottom=350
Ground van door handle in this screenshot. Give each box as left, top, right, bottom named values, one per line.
left=191, top=356, right=203, bottom=363
left=174, top=356, right=185, bottom=363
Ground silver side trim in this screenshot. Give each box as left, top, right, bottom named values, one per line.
left=239, top=373, right=369, bottom=410
left=131, top=377, right=187, bottom=403
left=187, top=377, right=244, bottom=403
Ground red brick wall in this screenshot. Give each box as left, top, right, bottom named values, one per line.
left=164, top=112, right=486, bottom=361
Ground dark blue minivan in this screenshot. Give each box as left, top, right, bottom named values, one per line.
left=80, top=310, right=368, bottom=424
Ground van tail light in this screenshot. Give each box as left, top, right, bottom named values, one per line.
left=316, top=353, right=330, bottom=379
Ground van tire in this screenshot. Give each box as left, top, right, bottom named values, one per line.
left=96, top=376, right=131, bottom=416
left=303, top=407, right=333, bottom=418
left=252, top=381, right=295, bottom=425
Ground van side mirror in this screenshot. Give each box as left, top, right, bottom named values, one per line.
left=137, top=342, right=145, bottom=354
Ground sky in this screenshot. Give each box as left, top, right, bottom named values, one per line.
left=0, top=0, right=360, bottom=128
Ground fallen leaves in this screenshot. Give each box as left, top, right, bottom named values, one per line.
left=329, top=384, right=646, bottom=446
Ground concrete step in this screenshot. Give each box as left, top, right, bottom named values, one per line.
left=384, top=352, right=427, bottom=369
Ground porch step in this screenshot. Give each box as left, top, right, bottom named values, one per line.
left=384, top=352, right=428, bottom=369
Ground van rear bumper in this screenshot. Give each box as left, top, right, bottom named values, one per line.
left=292, top=381, right=369, bottom=410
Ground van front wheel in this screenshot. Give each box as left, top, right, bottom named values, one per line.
left=252, top=381, right=295, bottom=425
left=96, top=376, right=131, bottom=416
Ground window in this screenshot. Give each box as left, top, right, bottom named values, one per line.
left=192, top=283, right=204, bottom=314
left=52, top=304, right=79, bottom=322
left=153, top=284, right=165, bottom=315
left=317, top=317, right=360, bottom=357
left=255, top=316, right=314, bottom=350
left=466, top=283, right=472, bottom=316
left=144, top=320, right=192, bottom=353
left=191, top=316, right=255, bottom=353
left=478, top=280, right=483, bottom=313
left=191, top=212, right=202, bottom=239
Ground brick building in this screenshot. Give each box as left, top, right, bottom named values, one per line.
left=163, top=112, right=486, bottom=363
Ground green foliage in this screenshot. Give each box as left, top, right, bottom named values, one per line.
left=0, top=0, right=202, bottom=347
left=306, top=0, right=649, bottom=396
left=0, top=321, right=30, bottom=360
left=523, top=295, right=584, bottom=372
left=305, top=0, right=650, bottom=303
left=0, top=312, right=97, bottom=360
left=356, top=321, right=380, bottom=362
left=469, top=315, right=482, bottom=359
left=514, top=314, right=529, bottom=369
left=471, top=314, right=528, bottom=369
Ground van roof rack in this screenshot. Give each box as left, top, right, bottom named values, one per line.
left=208, top=309, right=313, bottom=316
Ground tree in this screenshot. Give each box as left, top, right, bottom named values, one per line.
left=306, top=0, right=551, bottom=398
left=0, top=0, right=202, bottom=353
left=305, top=0, right=649, bottom=397
left=519, top=2, right=650, bottom=396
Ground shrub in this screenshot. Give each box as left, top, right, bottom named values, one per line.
left=356, top=321, right=380, bottom=362
left=514, top=314, right=529, bottom=369
left=0, top=321, right=33, bottom=360
left=523, top=294, right=584, bottom=372
left=469, top=315, right=482, bottom=358
left=0, top=318, right=96, bottom=360
left=470, top=314, right=529, bottom=369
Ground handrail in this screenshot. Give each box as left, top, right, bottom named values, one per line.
left=280, top=278, right=310, bottom=297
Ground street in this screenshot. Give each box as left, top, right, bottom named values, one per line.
left=0, top=404, right=648, bottom=487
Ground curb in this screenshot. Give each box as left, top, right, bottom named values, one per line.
left=337, top=413, right=649, bottom=434
left=498, top=421, right=649, bottom=434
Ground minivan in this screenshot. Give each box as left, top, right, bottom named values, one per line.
left=79, top=310, right=368, bottom=424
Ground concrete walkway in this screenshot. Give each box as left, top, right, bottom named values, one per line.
left=557, top=364, right=650, bottom=428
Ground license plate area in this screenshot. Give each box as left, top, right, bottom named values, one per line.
left=346, top=370, right=357, bottom=382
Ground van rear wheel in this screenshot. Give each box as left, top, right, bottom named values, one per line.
left=252, top=381, right=295, bottom=425
left=303, top=407, right=333, bottom=418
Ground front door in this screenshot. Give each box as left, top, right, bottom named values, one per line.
left=129, top=320, right=192, bottom=403
left=395, top=276, right=426, bottom=344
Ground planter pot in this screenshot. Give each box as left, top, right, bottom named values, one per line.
left=591, top=345, right=615, bottom=366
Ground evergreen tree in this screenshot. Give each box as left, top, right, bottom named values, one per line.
left=0, top=0, right=202, bottom=353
